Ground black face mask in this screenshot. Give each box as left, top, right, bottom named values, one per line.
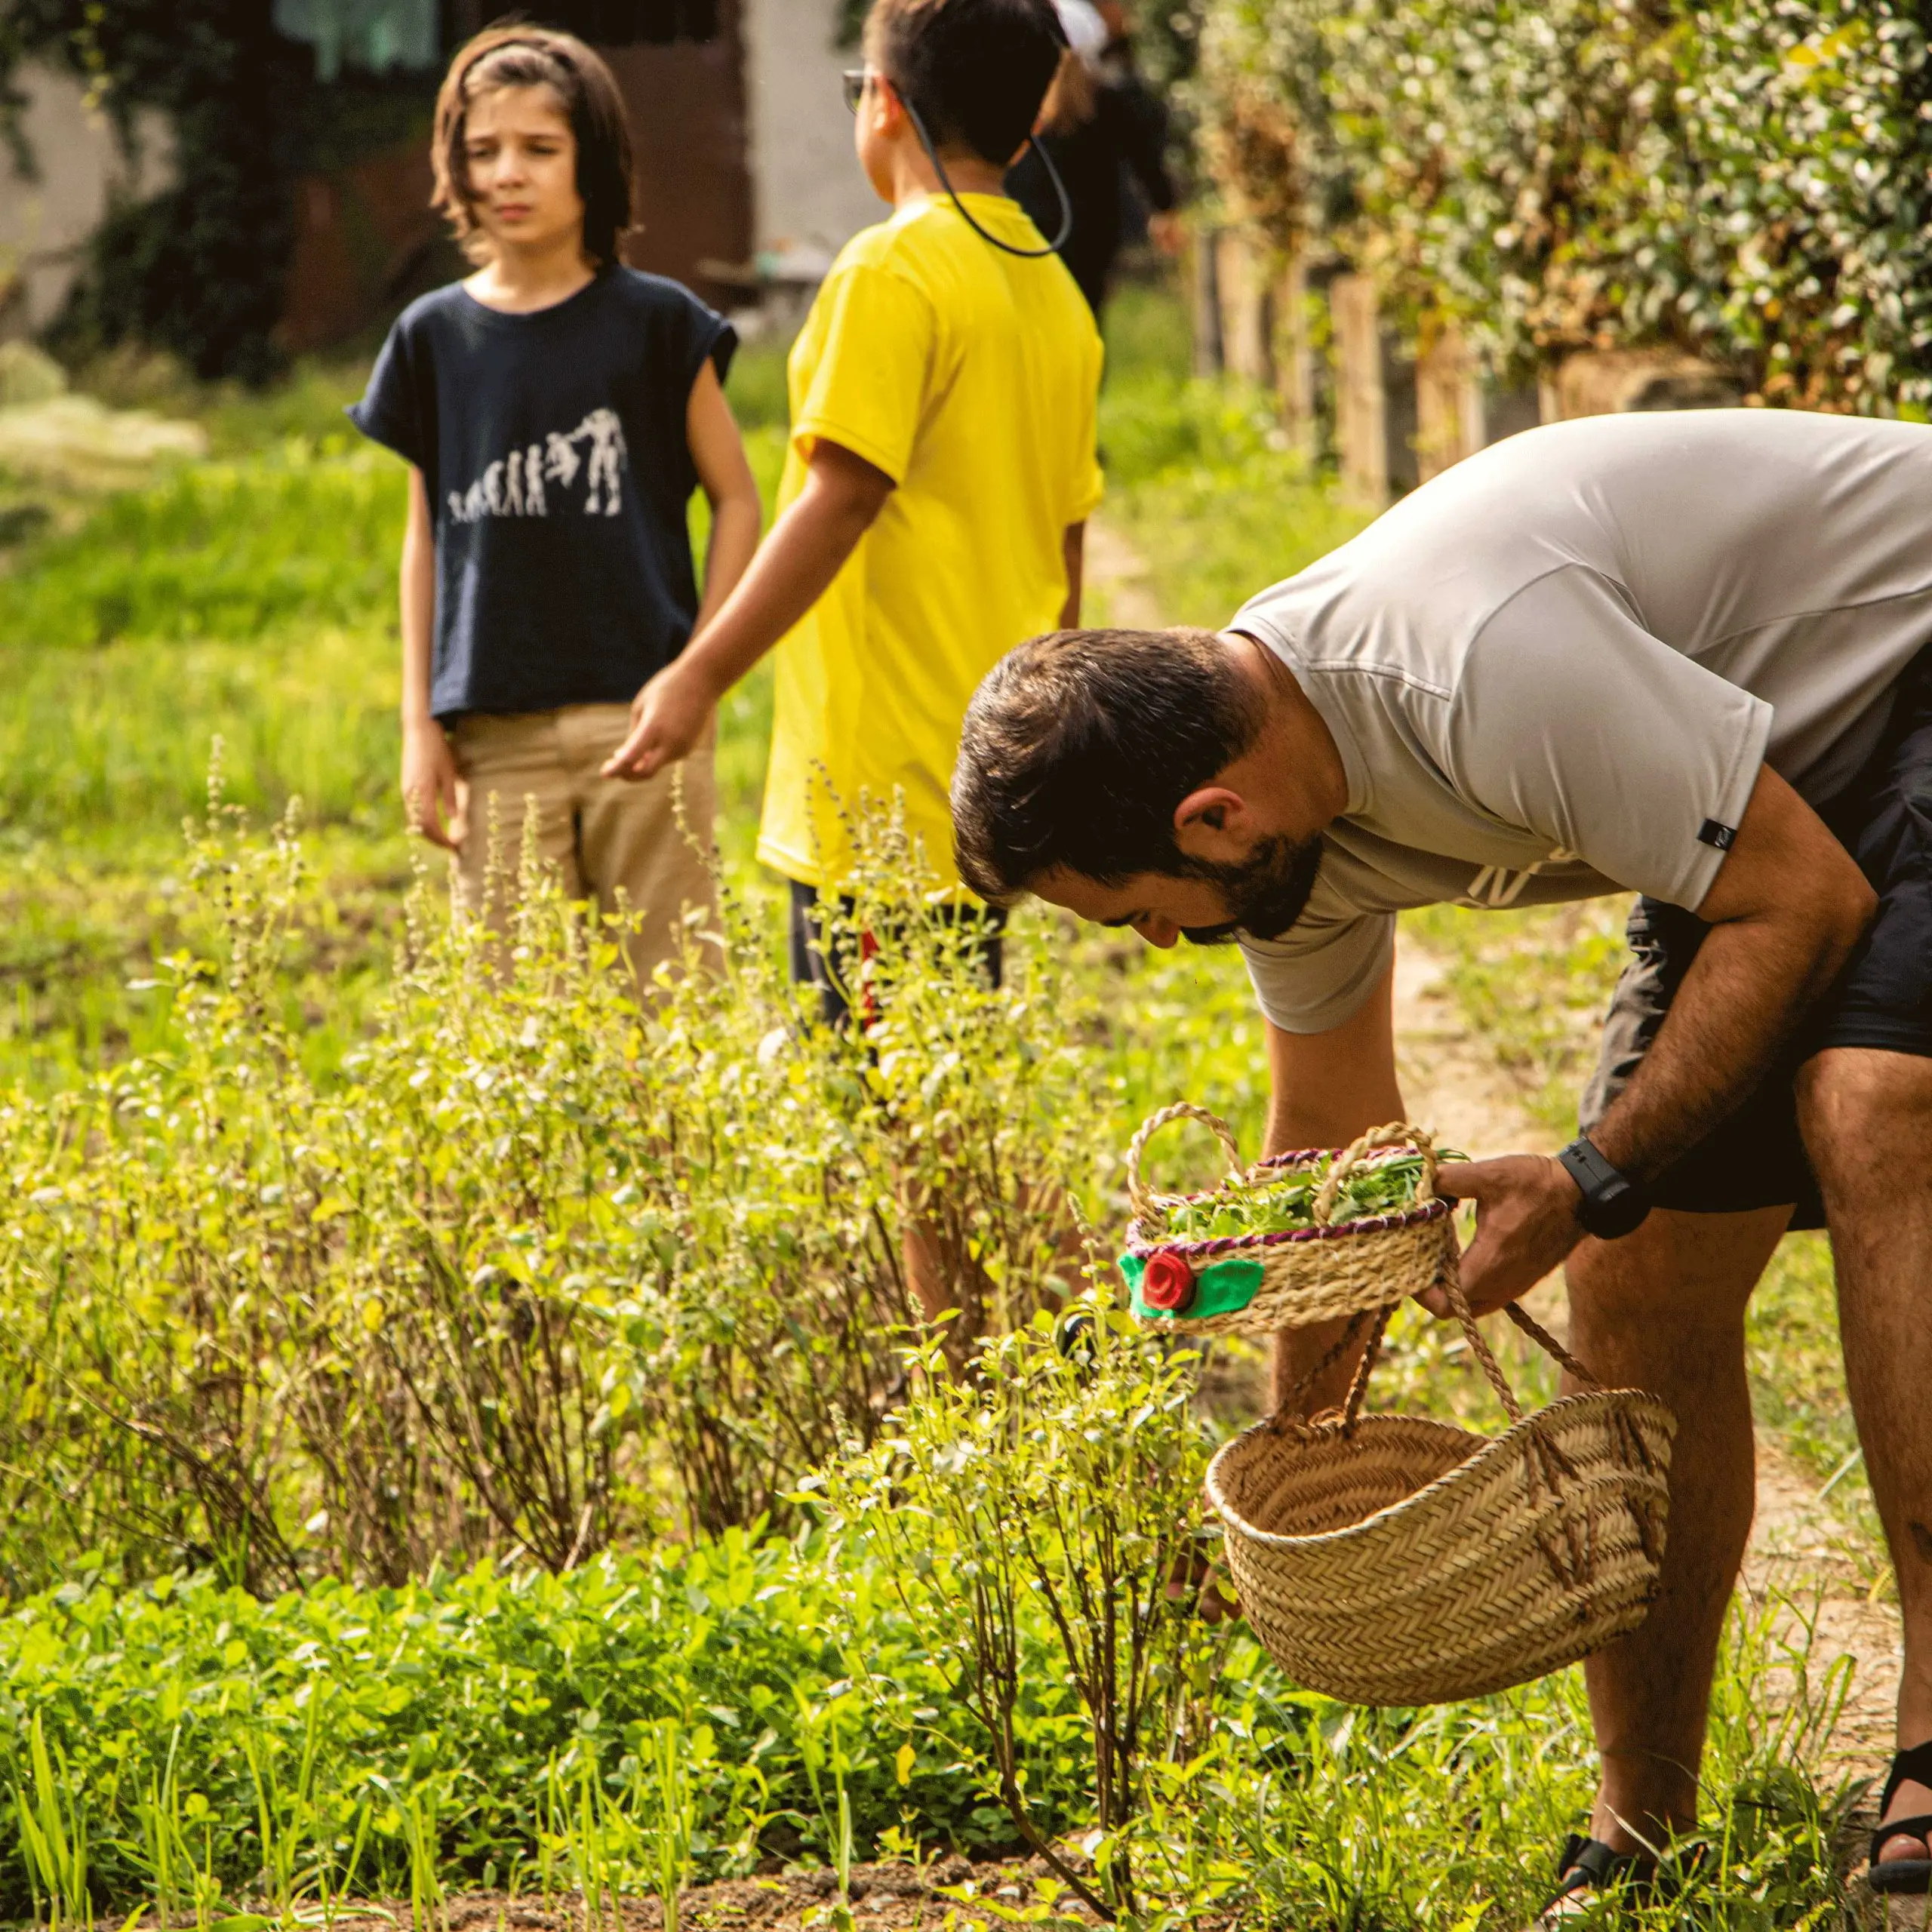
left=1178, top=833, right=1325, bottom=946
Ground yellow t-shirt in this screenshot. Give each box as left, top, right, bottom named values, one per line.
left=756, top=192, right=1106, bottom=892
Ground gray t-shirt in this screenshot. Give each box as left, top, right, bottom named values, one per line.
left=1234, top=408, right=1932, bottom=1032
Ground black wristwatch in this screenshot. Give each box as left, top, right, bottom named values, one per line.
left=1556, top=1134, right=1652, bottom=1239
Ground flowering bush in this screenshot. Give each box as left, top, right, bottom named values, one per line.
left=1194, top=0, right=1932, bottom=407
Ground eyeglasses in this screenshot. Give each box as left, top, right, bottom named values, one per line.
left=841, top=67, right=868, bottom=113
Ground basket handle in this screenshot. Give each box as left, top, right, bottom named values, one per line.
left=1312, top=1121, right=1438, bottom=1226
left=1323, top=1284, right=1606, bottom=1434
left=1124, top=1102, right=1245, bottom=1226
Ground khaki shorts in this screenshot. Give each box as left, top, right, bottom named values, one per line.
left=446, top=703, right=720, bottom=991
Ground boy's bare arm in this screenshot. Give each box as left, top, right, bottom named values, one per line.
left=604, top=438, right=893, bottom=781
left=1061, top=522, right=1085, bottom=629
left=398, top=467, right=460, bottom=849
left=685, top=360, right=762, bottom=633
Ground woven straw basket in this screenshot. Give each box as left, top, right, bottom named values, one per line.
left=1122, top=1103, right=1458, bottom=1337
left=1207, top=1287, right=1675, bottom=1706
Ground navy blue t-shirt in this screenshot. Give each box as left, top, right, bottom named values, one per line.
left=349, top=267, right=737, bottom=719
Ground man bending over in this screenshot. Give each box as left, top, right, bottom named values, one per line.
left=951, top=407, right=1932, bottom=1918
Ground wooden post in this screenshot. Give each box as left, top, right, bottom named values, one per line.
left=1274, top=249, right=1318, bottom=463
left=1544, top=349, right=1744, bottom=419
left=1331, top=272, right=1386, bottom=509
left=1217, top=228, right=1272, bottom=386
left=1414, top=322, right=1483, bottom=481
left=1187, top=226, right=1223, bottom=378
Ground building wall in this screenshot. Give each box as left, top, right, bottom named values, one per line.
left=0, top=64, right=174, bottom=339
left=741, top=0, right=880, bottom=269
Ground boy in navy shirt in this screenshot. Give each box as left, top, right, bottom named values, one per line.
left=350, top=25, right=761, bottom=987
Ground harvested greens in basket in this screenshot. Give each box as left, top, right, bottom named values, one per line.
left=1159, top=1149, right=1451, bottom=1241
left=1120, top=1107, right=1463, bottom=1334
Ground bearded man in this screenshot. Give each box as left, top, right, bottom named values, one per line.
left=952, top=408, right=1932, bottom=1918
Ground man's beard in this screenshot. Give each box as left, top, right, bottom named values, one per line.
left=1177, top=832, right=1324, bottom=946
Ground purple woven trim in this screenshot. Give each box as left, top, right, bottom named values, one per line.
left=1251, top=1146, right=1417, bottom=1175
left=1127, top=1193, right=1452, bottom=1260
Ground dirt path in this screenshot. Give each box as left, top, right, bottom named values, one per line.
left=1083, top=515, right=1163, bottom=630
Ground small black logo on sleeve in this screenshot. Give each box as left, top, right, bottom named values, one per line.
left=1698, top=819, right=1737, bottom=851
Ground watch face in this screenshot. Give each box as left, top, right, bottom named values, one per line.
left=1585, top=1182, right=1651, bottom=1241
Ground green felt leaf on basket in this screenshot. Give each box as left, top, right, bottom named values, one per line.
left=1120, top=1253, right=1266, bottom=1321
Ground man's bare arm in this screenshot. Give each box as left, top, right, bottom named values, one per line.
left=1263, top=957, right=1404, bottom=1154
left=1589, top=766, right=1872, bottom=1176
left=1439, top=764, right=1875, bottom=1312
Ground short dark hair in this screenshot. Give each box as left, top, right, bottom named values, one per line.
left=953, top=626, right=1265, bottom=900
left=864, top=0, right=1069, bottom=167
left=432, top=26, right=635, bottom=268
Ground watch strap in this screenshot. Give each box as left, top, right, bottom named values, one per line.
left=1558, top=1134, right=1652, bottom=1239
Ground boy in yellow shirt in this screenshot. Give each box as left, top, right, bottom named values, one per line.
left=604, top=0, right=1103, bottom=1053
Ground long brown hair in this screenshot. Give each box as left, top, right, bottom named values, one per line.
left=431, top=24, right=635, bottom=267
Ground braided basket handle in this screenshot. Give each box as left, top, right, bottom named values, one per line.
left=1312, top=1121, right=1439, bottom=1226
left=1319, top=1275, right=1606, bottom=1435
left=1124, top=1102, right=1245, bottom=1226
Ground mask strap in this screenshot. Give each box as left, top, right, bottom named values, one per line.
left=900, top=96, right=1075, bottom=259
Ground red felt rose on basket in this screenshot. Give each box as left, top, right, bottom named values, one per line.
left=1141, top=1251, right=1196, bottom=1312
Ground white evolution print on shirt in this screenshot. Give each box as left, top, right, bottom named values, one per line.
left=445, top=408, right=628, bottom=525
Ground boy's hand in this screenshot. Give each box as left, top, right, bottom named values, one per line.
left=401, top=718, right=461, bottom=849
left=604, top=662, right=712, bottom=782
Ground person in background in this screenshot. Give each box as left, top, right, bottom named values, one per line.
left=601, top=0, right=1103, bottom=1327
left=348, top=25, right=761, bottom=991
left=1010, top=0, right=1180, bottom=318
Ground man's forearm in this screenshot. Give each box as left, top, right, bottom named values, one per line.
left=1261, top=964, right=1404, bottom=1156
left=1591, top=909, right=1861, bottom=1181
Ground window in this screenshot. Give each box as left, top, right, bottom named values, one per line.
left=275, top=0, right=440, bottom=80
left=529, top=1, right=721, bottom=44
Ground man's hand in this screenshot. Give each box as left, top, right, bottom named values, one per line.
left=1425, top=1155, right=1584, bottom=1316
left=603, top=660, right=714, bottom=783
left=401, top=718, right=460, bottom=850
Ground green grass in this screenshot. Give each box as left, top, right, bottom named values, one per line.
left=1096, top=281, right=1374, bottom=628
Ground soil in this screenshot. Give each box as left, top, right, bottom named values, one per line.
left=310, top=1860, right=1109, bottom=1932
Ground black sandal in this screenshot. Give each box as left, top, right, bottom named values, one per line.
left=1870, top=1741, right=1932, bottom=1895
left=1538, top=1834, right=1653, bottom=1919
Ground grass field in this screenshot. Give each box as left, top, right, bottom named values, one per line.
left=0, top=279, right=1886, bottom=1928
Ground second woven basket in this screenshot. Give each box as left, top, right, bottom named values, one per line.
left=1207, top=1287, right=1675, bottom=1707
left=1121, top=1103, right=1458, bottom=1337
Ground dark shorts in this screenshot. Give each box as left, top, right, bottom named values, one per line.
left=1580, top=646, right=1932, bottom=1226
left=786, top=879, right=1006, bottom=1030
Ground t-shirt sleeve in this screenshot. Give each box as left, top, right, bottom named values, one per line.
left=789, top=260, right=937, bottom=485
left=1239, top=906, right=1395, bottom=1034
left=680, top=291, right=737, bottom=393
left=345, top=316, right=425, bottom=468
left=1450, top=566, right=1772, bottom=911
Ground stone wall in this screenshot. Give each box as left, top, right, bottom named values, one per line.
left=0, top=64, right=174, bottom=340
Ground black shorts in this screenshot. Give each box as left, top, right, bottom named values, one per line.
left=1580, top=646, right=1932, bottom=1226
left=786, top=879, right=1006, bottom=1030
